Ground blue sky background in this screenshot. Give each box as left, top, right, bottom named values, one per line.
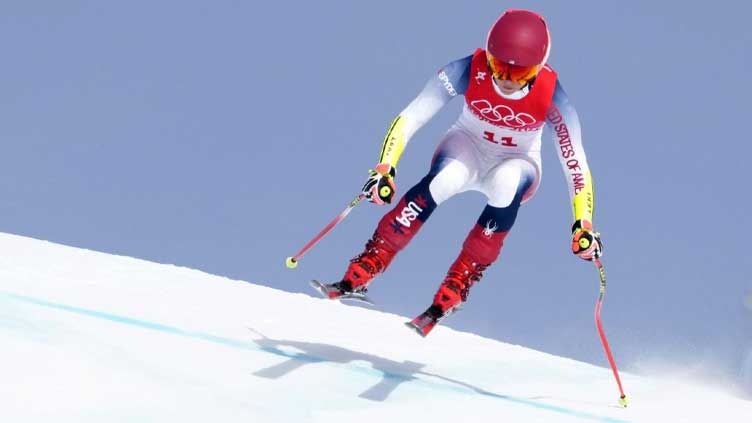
left=2, top=1, right=751, bottom=394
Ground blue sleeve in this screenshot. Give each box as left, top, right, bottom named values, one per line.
left=435, top=55, right=471, bottom=98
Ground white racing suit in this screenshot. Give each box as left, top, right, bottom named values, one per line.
left=344, top=48, right=595, bottom=311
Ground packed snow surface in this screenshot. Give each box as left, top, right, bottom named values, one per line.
left=1, top=233, right=750, bottom=422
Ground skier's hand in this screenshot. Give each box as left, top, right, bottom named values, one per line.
left=571, top=219, right=603, bottom=261
left=362, top=163, right=396, bottom=205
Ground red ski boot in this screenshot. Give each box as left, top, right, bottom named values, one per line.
left=342, top=231, right=397, bottom=291
left=433, top=257, right=488, bottom=313
left=407, top=255, right=488, bottom=337
left=311, top=231, right=397, bottom=302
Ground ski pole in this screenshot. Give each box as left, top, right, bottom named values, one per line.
left=285, top=193, right=367, bottom=269
left=593, top=258, right=629, bottom=407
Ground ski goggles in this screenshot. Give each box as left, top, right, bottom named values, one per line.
left=487, top=52, right=540, bottom=85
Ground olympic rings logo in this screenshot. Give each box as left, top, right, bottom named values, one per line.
left=470, top=100, right=537, bottom=128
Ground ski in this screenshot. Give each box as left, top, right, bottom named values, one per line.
left=309, top=280, right=375, bottom=305
left=405, top=305, right=452, bottom=337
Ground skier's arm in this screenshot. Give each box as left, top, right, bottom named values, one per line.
left=545, top=79, right=594, bottom=223
left=377, top=55, right=471, bottom=168
left=363, top=55, right=470, bottom=204
left=546, top=80, right=602, bottom=260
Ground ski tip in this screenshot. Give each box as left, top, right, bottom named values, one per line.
left=309, top=280, right=329, bottom=298
left=404, top=321, right=428, bottom=338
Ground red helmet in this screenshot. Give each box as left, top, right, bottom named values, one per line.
left=486, top=9, right=551, bottom=68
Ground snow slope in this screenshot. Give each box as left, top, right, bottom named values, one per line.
left=1, top=233, right=750, bottom=422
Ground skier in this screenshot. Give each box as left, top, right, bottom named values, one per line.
left=316, top=9, right=603, bottom=336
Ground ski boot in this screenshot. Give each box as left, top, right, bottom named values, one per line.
left=311, top=231, right=397, bottom=305
left=406, top=256, right=488, bottom=337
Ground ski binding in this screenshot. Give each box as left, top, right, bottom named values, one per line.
left=309, top=280, right=374, bottom=305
